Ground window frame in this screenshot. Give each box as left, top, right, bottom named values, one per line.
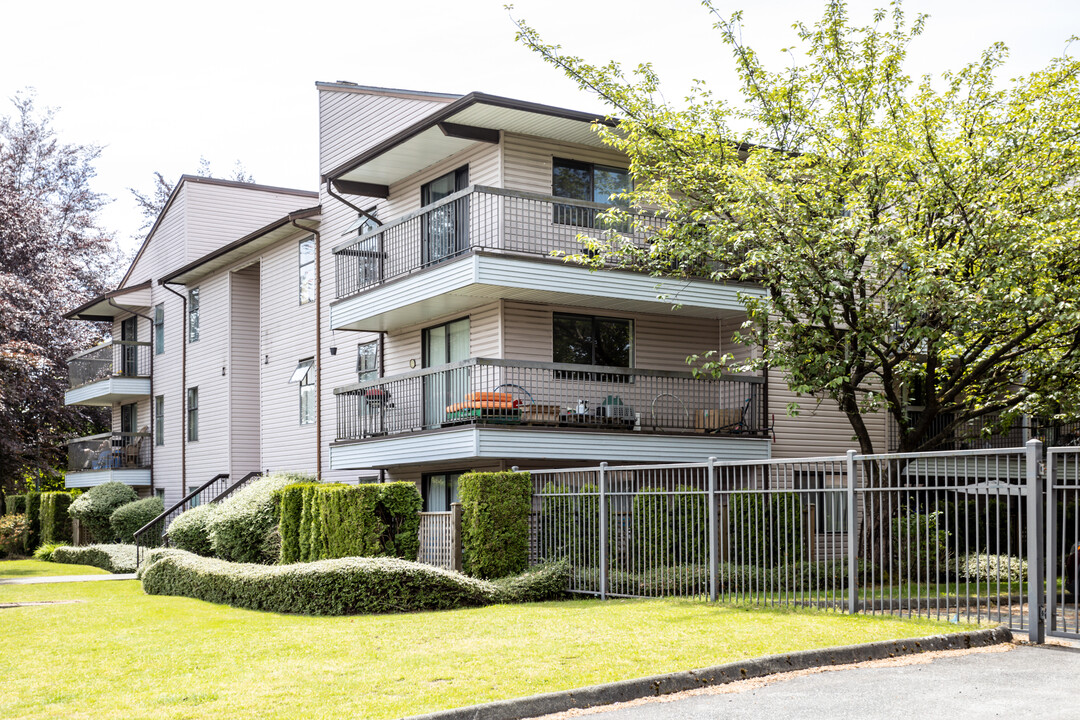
left=552, top=157, right=631, bottom=228
left=187, top=387, right=199, bottom=442
left=154, top=395, right=165, bottom=446
left=298, top=235, right=315, bottom=305
left=357, top=340, right=379, bottom=382
left=552, top=312, right=634, bottom=369
left=188, top=288, right=200, bottom=343
left=421, top=472, right=462, bottom=512
left=153, top=303, right=165, bottom=355
left=298, top=358, right=315, bottom=426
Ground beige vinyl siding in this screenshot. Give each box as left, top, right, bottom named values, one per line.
left=502, top=132, right=630, bottom=196
left=147, top=286, right=184, bottom=505
left=183, top=182, right=315, bottom=262
left=259, top=233, right=318, bottom=475
left=125, top=186, right=187, bottom=287
left=228, top=264, right=261, bottom=479
left=768, top=373, right=889, bottom=459
left=183, top=270, right=231, bottom=484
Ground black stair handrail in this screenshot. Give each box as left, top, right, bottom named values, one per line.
left=134, top=473, right=229, bottom=566
left=210, top=471, right=263, bottom=504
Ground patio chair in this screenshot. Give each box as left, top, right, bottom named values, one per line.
left=123, top=427, right=148, bottom=467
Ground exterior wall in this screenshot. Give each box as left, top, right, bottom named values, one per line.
left=768, top=375, right=889, bottom=459
left=502, top=132, right=629, bottom=196
left=183, top=182, right=314, bottom=260
left=229, top=264, right=261, bottom=479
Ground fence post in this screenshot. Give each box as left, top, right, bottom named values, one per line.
left=1046, top=448, right=1058, bottom=635
left=846, top=449, right=858, bottom=615
left=1026, top=438, right=1045, bottom=643
left=599, top=462, right=608, bottom=601
left=450, top=502, right=463, bottom=573
left=708, top=456, right=718, bottom=602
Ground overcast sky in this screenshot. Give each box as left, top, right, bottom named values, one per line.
left=3, top=0, right=1077, bottom=251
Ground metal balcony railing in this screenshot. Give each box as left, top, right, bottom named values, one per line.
left=67, top=431, right=151, bottom=473
left=333, top=185, right=676, bottom=300
left=67, top=341, right=152, bottom=389
left=334, top=358, right=767, bottom=442
left=887, top=410, right=1080, bottom=452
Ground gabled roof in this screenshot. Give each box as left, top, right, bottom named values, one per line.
left=64, top=280, right=153, bottom=322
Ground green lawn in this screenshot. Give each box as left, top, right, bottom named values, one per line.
left=0, top=578, right=967, bottom=720
left=0, top=559, right=110, bottom=578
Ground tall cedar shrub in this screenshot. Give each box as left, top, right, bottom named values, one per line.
left=378, top=482, right=422, bottom=560
left=23, top=491, right=41, bottom=553
left=110, top=496, right=165, bottom=544
left=68, top=482, right=138, bottom=542
left=460, top=471, right=532, bottom=579
left=728, top=492, right=804, bottom=567
left=39, top=492, right=74, bottom=545
left=6, top=494, right=27, bottom=515
left=276, top=483, right=317, bottom=564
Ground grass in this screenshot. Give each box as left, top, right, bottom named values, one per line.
left=0, top=559, right=109, bottom=578
left=0, top=579, right=967, bottom=720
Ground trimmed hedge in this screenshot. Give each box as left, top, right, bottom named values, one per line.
left=24, top=491, right=41, bottom=554
left=69, top=482, right=138, bottom=542
left=167, top=503, right=219, bottom=556
left=6, top=494, right=27, bottom=515
left=208, top=474, right=302, bottom=564
left=51, top=544, right=138, bottom=573
left=40, top=492, right=74, bottom=545
left=111, top=496, right=165, bottom=545
left=139, top=549, right=571, bottom=615
left=276, top=481, right=422, bottom=564
left=460, top=471, right=532, bottom=579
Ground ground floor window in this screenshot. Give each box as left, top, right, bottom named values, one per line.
left=422, top=472, right=461, bottom=512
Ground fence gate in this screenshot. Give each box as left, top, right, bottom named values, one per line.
left=528, top=440, right=1069, bottom=643
left=1047, top=447, right=1080, bottom=640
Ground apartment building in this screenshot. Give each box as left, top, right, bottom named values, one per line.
left=62, top=83, right=886, bottom=509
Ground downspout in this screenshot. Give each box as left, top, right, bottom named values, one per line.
left=107, top=299, right=155, bottom=492
left=325, top=178, right=383, bottom=227
left=291, top=216, right=322, bottom=480
left=161, top=282, right=188, bottom=495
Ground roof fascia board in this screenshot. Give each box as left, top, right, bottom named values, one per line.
left=64, top=279, right=153, bottom=320
left=331, top=179, right=390, bottom=199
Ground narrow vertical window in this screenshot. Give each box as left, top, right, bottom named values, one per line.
left=291, top=358, right=315, bottom=425
left=187, top=387, right=199, bottom=441
left=188, top=288, right=200, bottom=343
left=299, top=236, right=315, bottom=305
left=154, top=395, right=165, bottom=446
left=153, top=304, right=165, bottom=355
left=357, top=340, right=379, bottom=382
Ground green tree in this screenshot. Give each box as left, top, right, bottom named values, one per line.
left=514, top=1, right=1080, bottom=453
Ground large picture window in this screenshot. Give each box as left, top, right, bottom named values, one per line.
left=553, top=313, right=633, bottom=368
left=552, top=158, right=631, bottom=227
left=299, top=236, right=315, bottom=305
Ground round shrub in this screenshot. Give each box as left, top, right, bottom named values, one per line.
left=167, top=503, right=219, bottom=556
left=69, top=482, right=138, bottom=542
left=110, top=496, right=165, bottom=545
left=955, top=553, right=1028, bottom=583
left=208, top=474, right=297, bottom=564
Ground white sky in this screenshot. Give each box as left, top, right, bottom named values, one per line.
left=2, top=0, right=1077, bottom=251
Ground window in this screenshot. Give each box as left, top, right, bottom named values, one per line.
left=188, top=288, right=200, bottom=343
left=553, top=313, right=633, bottom=368
left=154, top=395, right=165, bottom=446
left=357, top=341, right=379, bottom=382
left=552, top=158, right=631, bottom=227
left=291, top=358, right=315, bottom=425
left=187, top=387, right=199, bottom=442
left=153, top=304, right=164, bottom=355
left=422, top=472, right=461, bottom=512
left=120, top=403, right=136, bottom=435
left=421, top=166, right=469, bottom=265
left=299, top=236, right=315, bottom=305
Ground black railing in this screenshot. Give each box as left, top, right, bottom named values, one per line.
left=67, top=340, right=152, bottom=389
left=67, top=431, right=151, bottom=472
left=888, top=410, right=1080, bottom=452
left=133, top=473, right=230, bottom=566
left=335, top=357, right=767, bottom=442
left=333, top=185, right=673, bottom=299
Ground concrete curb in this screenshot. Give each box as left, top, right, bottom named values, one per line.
left=402, top=625, right=1012, bottom=720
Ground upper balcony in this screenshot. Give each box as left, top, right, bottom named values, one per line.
left=331, top=186, right=761, bottom=332
left=64, top=341, right=152, bottom=406
left=330, top=357, right=770, bottom=470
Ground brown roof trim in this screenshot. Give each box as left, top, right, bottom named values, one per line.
left=118, top=175, right=317, bottom=289
left=314, top=81, right=461, bottom=103
left=64, top=280, right=153, bottom=320
left=159, top=205, right=321, bottom=285
left=323, top=91, right=614, bottom=182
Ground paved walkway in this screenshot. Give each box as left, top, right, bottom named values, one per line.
left=0, top=574, right=136, bottom=585
left=552, top=644, right=1080, bottom=720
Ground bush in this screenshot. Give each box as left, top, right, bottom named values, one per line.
left=51, top=544, right=138, bottom=573
left=139, top=549, right=496, bottom=615
left=276, top=481, right=422, bottom=564
left=23, top=491, right=41, bottom=554
left=632, top=486, right=708, bottom=565
left=33, top=542, right=67, bottom=562
left=0, top=514, right=27, bottom=557
left=40, top=492, right=74, bottom=545
left=110, top=496, right=165, bottom=545
left=728, top=492, right=805, bottom=567
left=460, top=471, right=532, bottom=579
left=955, top=553, right=1027, bottom=583
left=208, top=474, right=299, bottom=563
left=491, top=559, right=571, bottom=603
left=167, top=503, right=220, bottom=556
left=891, top=511, right=951, bottom=581
left=539, top=482, right=599, bottom=566
left=69, top=482, right=138, bottom=542
left=6, top=494, right=26, bottom=515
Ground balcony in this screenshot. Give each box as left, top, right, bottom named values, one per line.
left=64, top=341, right=152, bottom=406
left=330, top=358, right=771, bottom=470
left=66, top=431, right=152, bottom=488
left=888, top=410, right=1080, bottom=452
left=330, top=186, right=760, bottom=332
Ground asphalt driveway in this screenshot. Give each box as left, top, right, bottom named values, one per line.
left=559, top=644, right=1080, bottom=720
